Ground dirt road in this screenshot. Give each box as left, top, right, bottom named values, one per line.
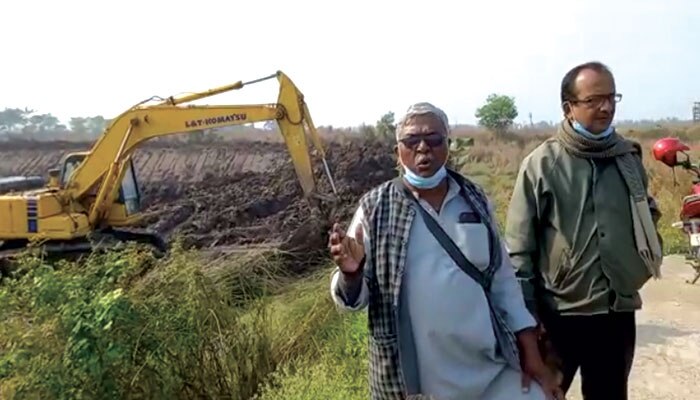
left=566, top=255, right=700, bottom=400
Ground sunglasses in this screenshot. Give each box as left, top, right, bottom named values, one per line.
left=398, top=133, right=446, bottom=149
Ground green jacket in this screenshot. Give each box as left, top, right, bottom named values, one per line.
left=505, top=136, right=662, bottom=318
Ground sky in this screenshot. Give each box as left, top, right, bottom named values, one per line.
left=1, top=0, right=699, bottom=128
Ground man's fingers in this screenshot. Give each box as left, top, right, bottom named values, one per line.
left=554, top=387, right=566, bottom=400
left=546, top=387, right=565, bottom=400
left=329, top=231, right=341, bottom=245
left=329, top=244, right=346, bottom=258
left=520, top=372, right=531, bottom=393
left=540, top=378, right=565, bottom=400
left=354, top=224, right=364, bottom=244
left=331, top=223, right=346, bottom=237
left=329, top=222, right=365, bottom=271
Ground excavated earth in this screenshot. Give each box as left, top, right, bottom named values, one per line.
left=0, top=137, right=397, bottom=266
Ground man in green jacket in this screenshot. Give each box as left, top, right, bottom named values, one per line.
left=505, top=61, right=663, bottom=400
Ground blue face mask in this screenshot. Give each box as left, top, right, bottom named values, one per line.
left=572, top=120, right=614, bottom=140
left=402, top=163, right=447, bottom=189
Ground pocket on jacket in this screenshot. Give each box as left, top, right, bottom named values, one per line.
left=612, top=291, right=642, bottom=310
left=372, top=233, right=397, bottom=296
left=547, top=236, right=573, bottom=286
left=368, top=334, right=404, bottom=398
left=626, top=260, right=652, bottom=292
left=453, top=222, right=491, bottom=272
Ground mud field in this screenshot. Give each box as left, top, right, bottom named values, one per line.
left=0, top=137, right=397, bottom=262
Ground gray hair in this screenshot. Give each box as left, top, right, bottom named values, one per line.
left=396, top=102, right=450, bottom=140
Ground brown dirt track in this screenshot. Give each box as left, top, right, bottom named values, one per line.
left=0, top=137, right=397, bottom=263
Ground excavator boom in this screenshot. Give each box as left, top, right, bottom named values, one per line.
left=66, top=71, right=333, bottom=202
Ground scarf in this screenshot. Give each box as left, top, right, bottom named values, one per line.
left=555, top=120, right=663, bottom=278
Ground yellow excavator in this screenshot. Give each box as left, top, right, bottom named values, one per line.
left=0, top=71, right=338, bottom=263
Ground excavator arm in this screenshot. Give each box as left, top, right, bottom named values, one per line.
left=62, top=71, right=337, bottom=227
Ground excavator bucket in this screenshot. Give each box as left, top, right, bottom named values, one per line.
left=274, top=71, right=337, bottom=202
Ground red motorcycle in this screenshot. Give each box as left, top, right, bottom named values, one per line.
left=652, top=137, right=700, bottom=284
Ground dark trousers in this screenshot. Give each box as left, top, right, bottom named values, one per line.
left=543, top=310, right=636, bottom=400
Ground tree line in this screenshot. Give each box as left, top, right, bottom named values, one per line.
left=1, top=95, right=690, bottom=143
left=0, top=107, right=109, bottom=138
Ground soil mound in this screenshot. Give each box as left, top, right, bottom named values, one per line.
left=137, top=137, right=398, bottom=263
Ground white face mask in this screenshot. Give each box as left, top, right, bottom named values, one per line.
left=400, top=159, right=447, bottom=189
left=572, top=119, right=614, bottom=140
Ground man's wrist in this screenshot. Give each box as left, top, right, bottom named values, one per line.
left=515, top=327, right=540, bottom=357
left=516, top=326, right=538, bottom=339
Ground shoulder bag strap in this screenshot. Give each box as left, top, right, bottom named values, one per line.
left=393, top=177, right=489, bottom=291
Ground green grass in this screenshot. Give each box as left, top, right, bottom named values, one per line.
left=0, top=241, right=369, bottom=400
left=254, top=311, right=369, bottom=400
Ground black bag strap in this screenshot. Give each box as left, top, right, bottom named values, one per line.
left=393, top=178, right=490, bottom=291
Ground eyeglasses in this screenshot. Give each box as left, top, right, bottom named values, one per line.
left=398, top=132, right=446, bottom=149
left=572, top=93, right=622, bottom=109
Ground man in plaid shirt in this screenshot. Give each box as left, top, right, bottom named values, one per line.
left=328, top=103, right=563, bottom=400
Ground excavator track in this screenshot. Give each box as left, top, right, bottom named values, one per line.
left=0, top=228, right=168, bottom=276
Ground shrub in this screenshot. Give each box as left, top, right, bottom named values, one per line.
left=0, top=244, right=278, bottom=399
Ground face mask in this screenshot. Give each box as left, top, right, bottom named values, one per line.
left=572, top=119, right=614, bottom=140
left=402, top=163, right=447, bottom=189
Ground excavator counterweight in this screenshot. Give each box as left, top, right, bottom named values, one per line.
left=0, top=71, right=337, bottom=267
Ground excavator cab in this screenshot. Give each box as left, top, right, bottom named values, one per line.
left=59, top=153, right=87, bottom=187
left=59, top=152, right=144, bottom=220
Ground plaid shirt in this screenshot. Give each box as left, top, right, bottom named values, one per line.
left=357, top=170, right=522, bottom=399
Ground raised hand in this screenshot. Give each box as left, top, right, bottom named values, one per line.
left=328, top=222, right=365, bottom=274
